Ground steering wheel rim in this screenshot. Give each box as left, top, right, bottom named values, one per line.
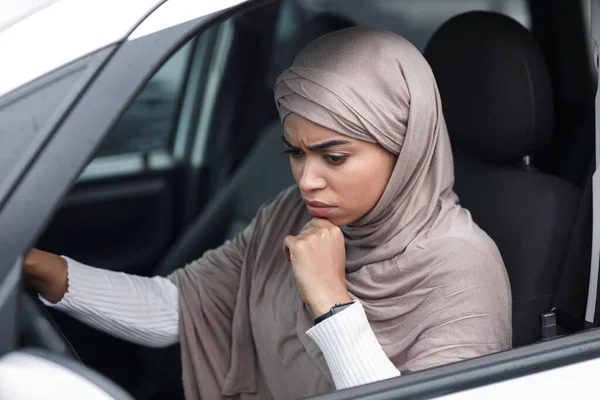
left=19, top=290, right=80, bottom=361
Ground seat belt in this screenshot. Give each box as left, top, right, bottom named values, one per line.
left=584, top=0, right=600, bottom=326
left=552, top=167, right=593, bottom=333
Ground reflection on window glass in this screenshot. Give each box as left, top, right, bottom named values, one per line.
left=288, top=0, right=530, bottom=51
left=95, top=41, right=194, bottom=157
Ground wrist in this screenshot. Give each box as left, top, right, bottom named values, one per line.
left=50, top=256, right=69, bottom=301
left=37, top=255, right=68, bottom=303
left=310, top=292, right=352, bottom=317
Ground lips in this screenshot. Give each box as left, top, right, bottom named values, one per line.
left=304, top=199, right=334, bottom=208
left=304, top=199, right=336, bottom=217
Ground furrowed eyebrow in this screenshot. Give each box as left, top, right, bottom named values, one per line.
left=281, top=135, right=298, bottom=149
left=307, top=139, right=351, bottom=151
left=281, top=135, right=350, bottom=151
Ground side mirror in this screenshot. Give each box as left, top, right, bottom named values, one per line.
left=0, top=349, right=133, bottom=399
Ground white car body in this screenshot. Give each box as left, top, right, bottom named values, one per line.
left=0, top=0, right=246, bottom=97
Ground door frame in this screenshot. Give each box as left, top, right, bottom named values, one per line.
left=0, top=0, right=264, bottom=357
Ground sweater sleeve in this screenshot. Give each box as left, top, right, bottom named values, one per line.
left=306, top=301, right=400, bottom=390
left=40, top=257, right=179, bottom=348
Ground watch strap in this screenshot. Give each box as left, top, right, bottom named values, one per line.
left=313, top=301, right=355, bottom=325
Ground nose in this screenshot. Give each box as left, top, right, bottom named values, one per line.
left=297, top=159, right=326, bottom=192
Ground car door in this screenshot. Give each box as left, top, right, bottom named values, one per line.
left=0, top=0, right=265, bottom=396
left=34, top=6, right=278, bottom=400
left=33, top=2, right=278, bottom=279
left=32, top=30, right=223, bottom=396
left=34, top=33, right=206, bottom=278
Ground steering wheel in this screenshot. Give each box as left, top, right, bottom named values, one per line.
left=19, top=290, right=80, bottom=361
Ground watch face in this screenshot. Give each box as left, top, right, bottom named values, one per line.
left=331, top=302, right=353, bottom=314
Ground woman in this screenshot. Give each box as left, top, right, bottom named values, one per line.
left=25, top=27, right=511, bottom=399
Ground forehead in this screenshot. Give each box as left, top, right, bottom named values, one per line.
left=283, top=113, right=349, bottom=141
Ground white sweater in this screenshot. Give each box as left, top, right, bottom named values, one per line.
left=41, top=257, right=400, bottom=390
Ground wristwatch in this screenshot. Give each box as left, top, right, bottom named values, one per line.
left=313, top=301, right=355, bottom=325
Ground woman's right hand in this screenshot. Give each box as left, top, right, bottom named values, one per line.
left=23, top=249, right=69, bottom=304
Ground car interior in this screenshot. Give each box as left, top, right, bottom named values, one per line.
left=25, top=0, right=596, bottom=399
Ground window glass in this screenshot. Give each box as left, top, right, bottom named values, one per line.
left=282, top=0, right=530, bottom=51
left=94, top=41, right=194, bottom=157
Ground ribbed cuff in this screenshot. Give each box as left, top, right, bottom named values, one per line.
left=39, top=256, right=107, bottom=308
left=306, top=301, right=400, bottom=389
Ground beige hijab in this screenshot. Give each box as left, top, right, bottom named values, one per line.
left=168, top=27, right=511, bottom=400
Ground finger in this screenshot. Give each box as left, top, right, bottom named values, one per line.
left=300, top=219, right=321, bottom=235
left=283, top=235, right=295, bottom=262
left=310, top=217, right=329, bottom=227
left=312, top=217, right=334, bottom=228
left=299, top=219, right=330, bottom=238
left=298, top=220, right=314, bottom=233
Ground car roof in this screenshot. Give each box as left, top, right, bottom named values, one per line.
left=0, top=0, right=57, bottom=32
left=0, top=0, right=251, bottom=98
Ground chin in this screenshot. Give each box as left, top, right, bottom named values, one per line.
left=328, top=218, right=344, bottom=227
left=327, top=215, right=354, bottom=227
left=306, top=207, right=357, bottom=226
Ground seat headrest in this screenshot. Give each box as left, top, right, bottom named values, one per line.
left=424, top=11, right=553, bottom=160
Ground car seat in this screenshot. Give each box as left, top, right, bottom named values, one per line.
left=424, top=11, right=582, bottom=346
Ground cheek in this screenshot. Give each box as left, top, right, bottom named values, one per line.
left=289, top=158, right=302, bottom=183
left=336, top=159, right=391, bottom=210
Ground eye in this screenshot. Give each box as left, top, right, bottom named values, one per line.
left=324, top=154, right=347, bottom=165
left=283, top=148, right=304, bottom=158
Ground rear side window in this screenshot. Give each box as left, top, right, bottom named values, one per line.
left=94, top=41, right=194, bottom=157
left=284, top=0, right=530, bottom=51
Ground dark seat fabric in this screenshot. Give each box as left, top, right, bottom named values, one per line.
left=424, top=11, right=581, bottom=346
left=453, top=158, right=580, bottom=346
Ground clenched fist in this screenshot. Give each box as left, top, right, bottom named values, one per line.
left=283, top=218, right=352, bottom=317
left=24, top=249, right=68, bottom=304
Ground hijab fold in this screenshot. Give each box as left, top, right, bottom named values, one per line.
left=169, top=27, right=512, bottom=400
